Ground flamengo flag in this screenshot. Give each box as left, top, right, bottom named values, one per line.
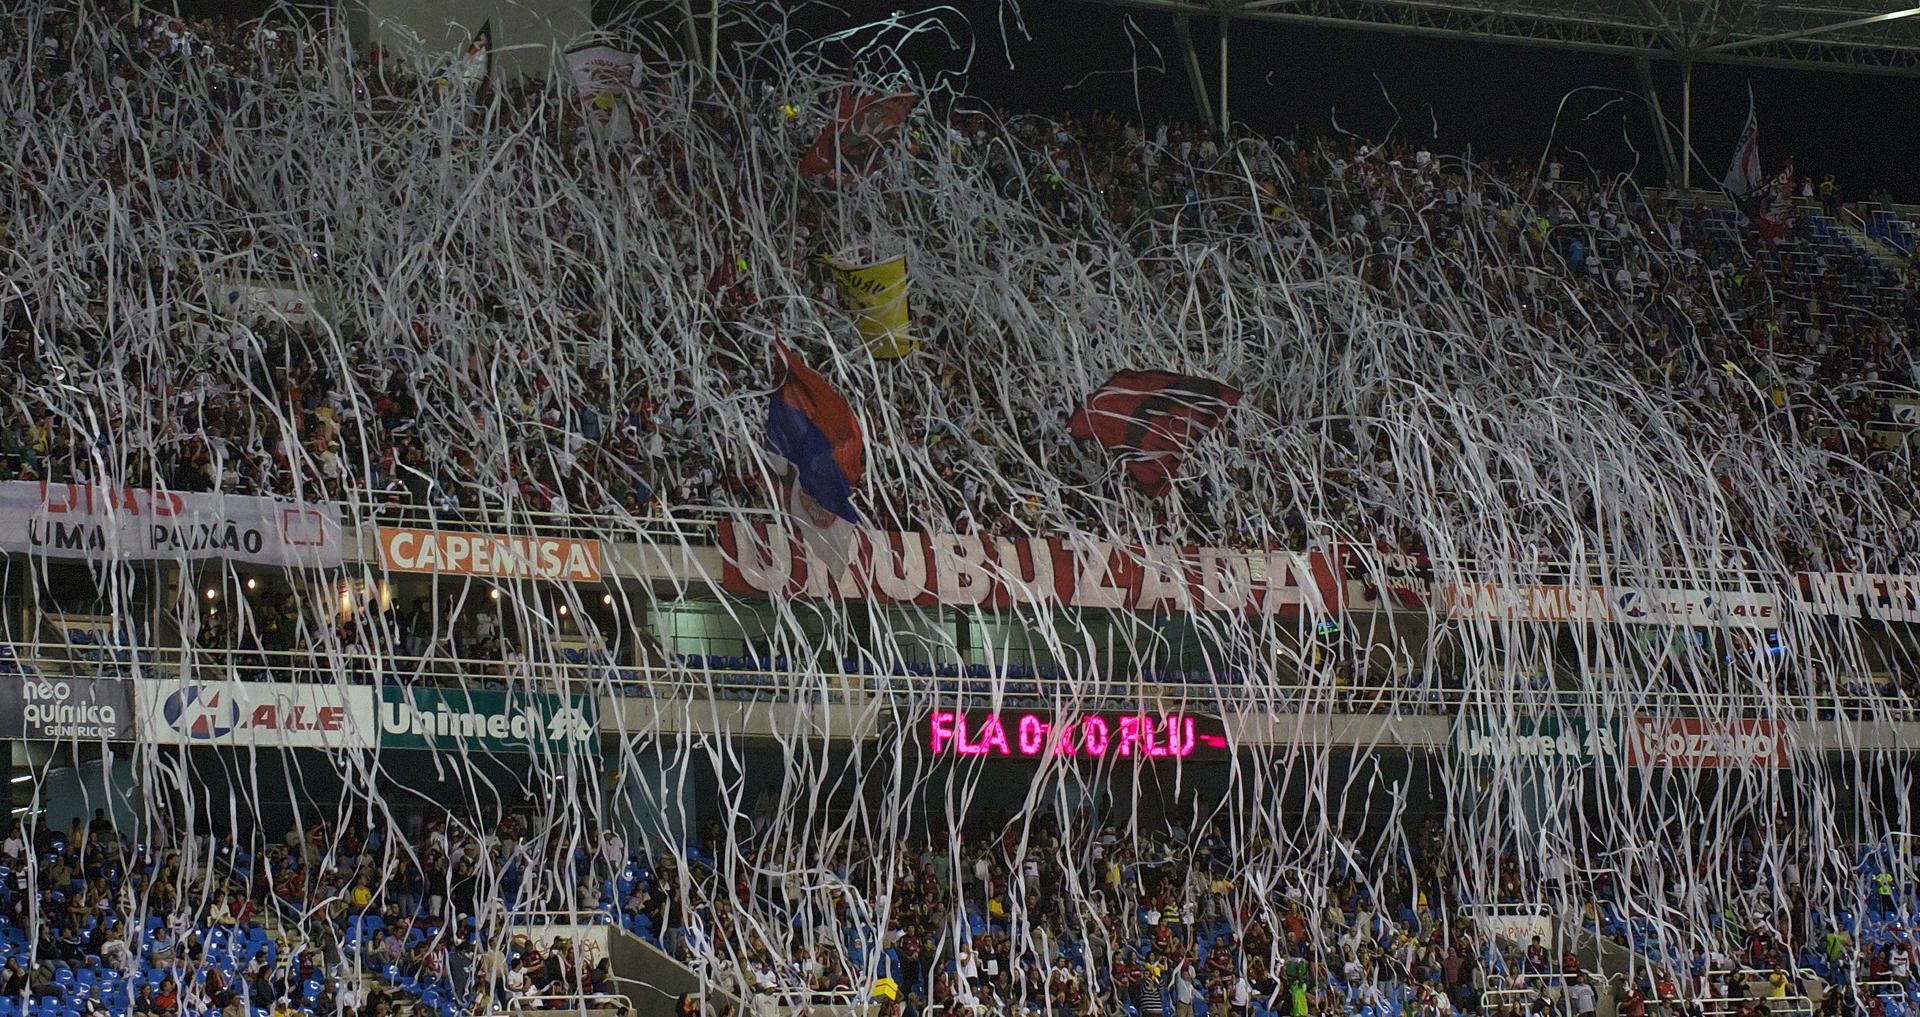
left=798, top=90, right=919, bottom=180
left=765, top=343, right=865, bottom=573
left=1068, top=370, right=1242, bottom=498
left=1722, top=87, right=1762, bottom=195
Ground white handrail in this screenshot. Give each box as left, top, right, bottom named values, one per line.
left=9, top=645, right=1918, bottom=717
left=502, top=993, right=628, bottom=1013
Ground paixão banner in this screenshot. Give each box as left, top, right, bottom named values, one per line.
left=378, top=686, right=598, bottom=755
left=377, top=527, right=603, bottom=583
left=0, top=678, right=135, bottom=741
left=0, top=483, right=341, bottom=568
left=138, top=681, right=374, bottom=748
left=718, top=522, right=1341, bottom=617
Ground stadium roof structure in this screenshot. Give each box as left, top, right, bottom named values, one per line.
left=1074, top=0, right=1920, bottom=74
left=1074, top=0, right=1920, bottom=183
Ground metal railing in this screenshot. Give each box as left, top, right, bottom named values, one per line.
left=342, top=488, right=759, bottom=545
left=1695, top=996, right=1813, bottom=1017
left=9, top=644, right=1920, bottom=721
left=501, top=994, right=629, bottom=1014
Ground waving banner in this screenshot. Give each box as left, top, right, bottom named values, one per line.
left=1069, top=371, right=1242, bottom=497
left=829, top=255, right=917, bottom=358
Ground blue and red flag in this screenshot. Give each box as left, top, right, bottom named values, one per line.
left=1068, top=370, right=1242, bottom=498
left=766, top=344, right=864, bottom=569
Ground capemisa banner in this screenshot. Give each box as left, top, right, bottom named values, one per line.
left=0, top=482, right=342, bottom=568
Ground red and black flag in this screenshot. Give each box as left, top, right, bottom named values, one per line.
left=1068, top=370, right=1242, bottom=498
left=798, top=89, right=919, bottom=180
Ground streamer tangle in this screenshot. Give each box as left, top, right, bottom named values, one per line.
left=0, top=3, right=1916, bottom=1017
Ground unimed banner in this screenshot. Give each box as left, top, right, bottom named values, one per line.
left=378, top=686, right=599, bottom=755
left=0, top=482, right=342, bottom=568
left=1453, top=714, right=1618, bottom=767
left=717, top=521, right=1341, bottom=616
left=0, top=677, right=135, bottom=741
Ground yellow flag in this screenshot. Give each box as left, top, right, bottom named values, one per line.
left=829, top=255, right=918, bottom=358
left=871, top=978, right=900, bottom=1001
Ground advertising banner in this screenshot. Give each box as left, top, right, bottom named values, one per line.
left=1794, top=573, right=1920, bottom=623
left=1453, top=713, right=1618, bottom=766
left=378, top=686, right=599, bottom=755
left=377, top=527, right=603, bottom=583
left=0, top=677, right=135, bottom=741
left=0, top=483, right=341, bottom=568
left=1455, top=714, right=1789, bottom=769
left=1442, top=583, right=1778, bottom=629
left=1624, top=717, right=1789, bottom=768
left=138, top=680, right=375, bottom=749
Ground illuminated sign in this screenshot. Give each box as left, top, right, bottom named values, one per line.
left=919, top=710, right=1228, bottom=760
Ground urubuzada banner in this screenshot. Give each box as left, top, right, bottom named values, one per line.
left=0, top=483, right=342, bottom=568
left=718, top=521, right=1341, bottom=616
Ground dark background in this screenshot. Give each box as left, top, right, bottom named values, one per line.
left=765, top=1, right=1920, bottom=200
left=177, top=0, right=1920, bottom=199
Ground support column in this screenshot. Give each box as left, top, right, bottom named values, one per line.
left=1680, top=58, right=1694, bottom=190
left=1635, top=56, right=1682, bottom=187
left=1173, top=16, right=1216, bottom=132
left=1218, top=16, right=1231, bottom=133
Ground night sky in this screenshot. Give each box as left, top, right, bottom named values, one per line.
left=176, top=0, right=1920, bottom=199
left=770, top=1, right=1920, bottom=201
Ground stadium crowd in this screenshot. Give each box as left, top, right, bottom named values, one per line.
left=5, top=1, right=1920, bottom=581
left=0, top=804, right=637, bottom=1017
left=652, top=810, right=1920, bottom=1017
left=4, top=782, right=1918, bottom=1017
left=7, top=5, right=1920, bottom=1017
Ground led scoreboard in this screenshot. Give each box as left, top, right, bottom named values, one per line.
left=917, top=710, right=1228, bottom=760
